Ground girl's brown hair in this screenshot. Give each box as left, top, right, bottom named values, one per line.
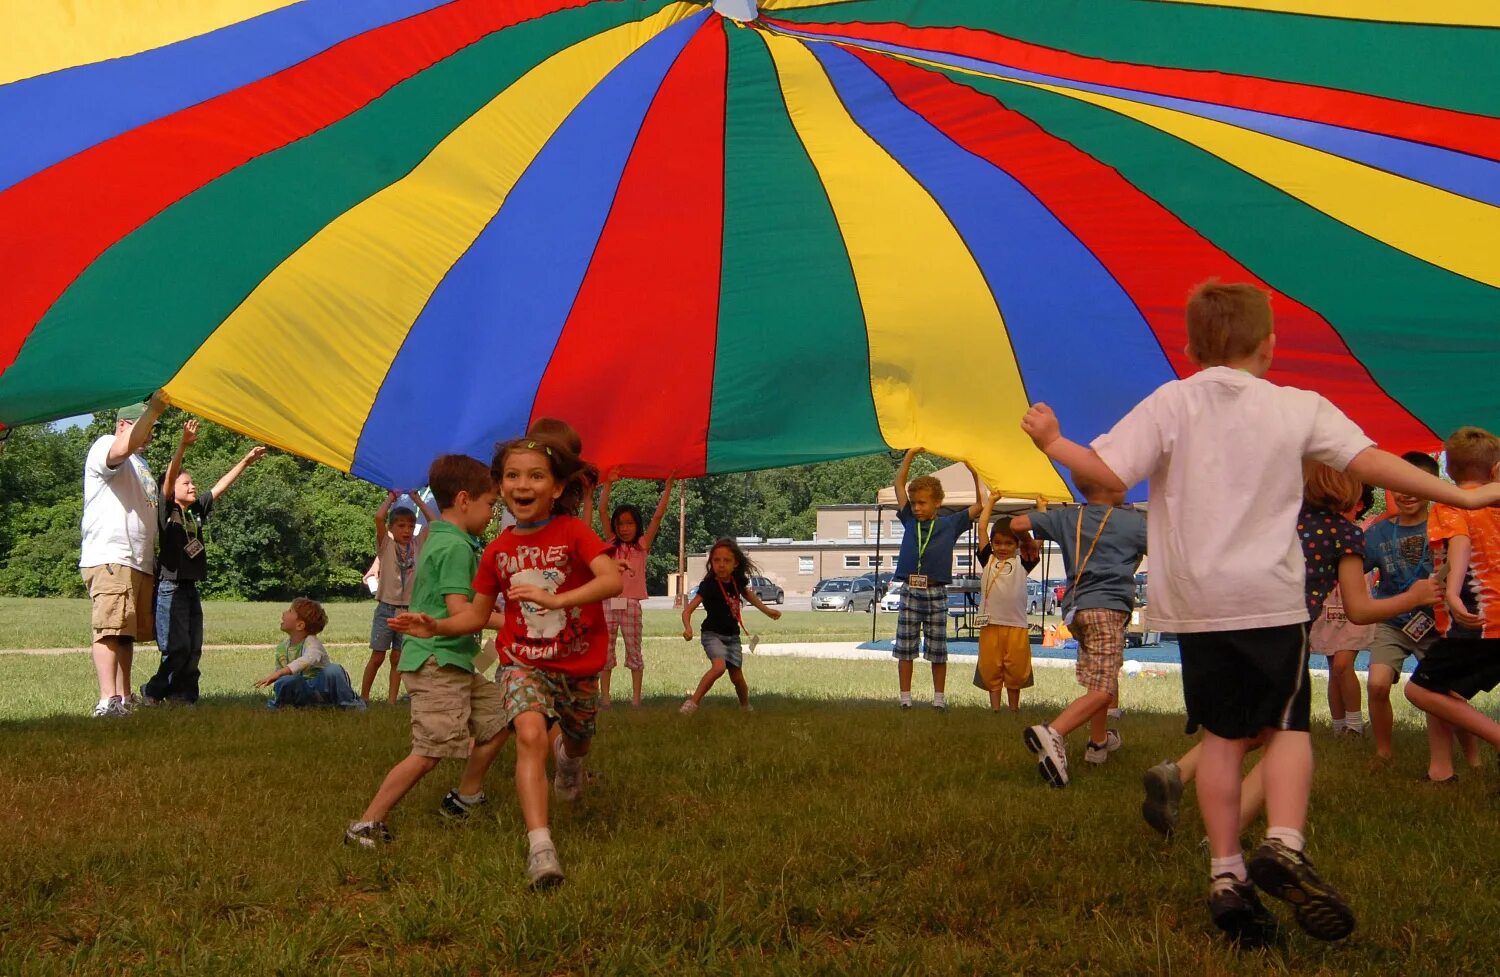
left=1304, top=462, right=1362, bottom=514
left=492, top=431, right=592, bottom=516
left=702, top=537, right=757, bottom=590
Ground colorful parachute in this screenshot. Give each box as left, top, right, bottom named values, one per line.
left=2, top=1, right=1497, bottom=497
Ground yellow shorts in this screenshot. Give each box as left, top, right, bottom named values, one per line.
left=977, top=625, right=1033, bottom=691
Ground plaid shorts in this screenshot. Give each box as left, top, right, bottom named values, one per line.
left=894, top=585, right=948, bottom=664
left=1072, top=608, right=1128, bottom=695
left=604, top=598, right=644, bottom=670
left=496, top=662, right=600, bottom=744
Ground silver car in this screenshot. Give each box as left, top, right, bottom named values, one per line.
left=811, top=577, right=877, bottom=612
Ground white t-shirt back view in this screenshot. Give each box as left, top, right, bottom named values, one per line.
left=79, top=435, right=159, bottom=573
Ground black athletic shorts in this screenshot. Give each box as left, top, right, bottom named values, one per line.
left=1179, top=623, right=1311, bottom=739
left=1410, top=638, right=1500, bottom=700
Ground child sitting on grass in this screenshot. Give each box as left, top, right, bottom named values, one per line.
left=255, top=598, right=363, bottom=709
left=971, top=492, right=1040, bottom=713
left=1016, top=474, right=1148, bottom=785
left=680, top=538, right=782, bottom=714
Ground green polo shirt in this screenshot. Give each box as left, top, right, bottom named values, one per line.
left=395, top=519, right=484, bottom=673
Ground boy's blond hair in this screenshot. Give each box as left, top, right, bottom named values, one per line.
left=1444, top=426, right=1500, bottom=484
left=1304, top=463, right=1362, bottom=514
left=1185, top=279, right=1273, bottom=366
left=289, top=597, right=328, bottom=636
left=907, top=475, right=944, bottom=503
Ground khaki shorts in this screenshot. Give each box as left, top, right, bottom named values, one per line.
left=1367, top=622, right=1436, bottom=684
left=82, top=563, right=155, bottom=641
left=401, top=659, right=507, bottom=759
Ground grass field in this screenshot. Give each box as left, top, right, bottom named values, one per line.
left=4, top=625, right=1499, bottom=976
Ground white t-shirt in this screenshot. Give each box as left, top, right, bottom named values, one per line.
left=978, top=554, right=1030, bottom=628
left=1091, top=367, right=1372, bottom=633
left=79, top=434, right=159, bottom=573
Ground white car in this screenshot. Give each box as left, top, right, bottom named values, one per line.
left=879, top=580, right=904, bottom=612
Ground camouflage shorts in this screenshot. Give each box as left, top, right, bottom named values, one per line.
left=496, top=663, right=600, bottom=744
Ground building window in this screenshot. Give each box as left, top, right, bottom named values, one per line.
left=798, top=556, right=814, bottom=575
left=955, top=555, right=972, bottom=570
left=843, top=555, right=860, bottom=569
left=867, top=556, right=882, bottom=568
left=847, top=520, right=864, bottom=539
left=888, top=520, right=904, bottom=537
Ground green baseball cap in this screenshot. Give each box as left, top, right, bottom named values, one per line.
left=115, top=402, right=149, bottom=423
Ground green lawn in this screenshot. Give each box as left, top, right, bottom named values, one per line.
left=0, top=598, right=900, bottom=650
left=3, top=637, right=1498, bottom=975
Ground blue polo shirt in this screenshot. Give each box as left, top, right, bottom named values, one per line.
left=893, top=504, right=971, bottom=585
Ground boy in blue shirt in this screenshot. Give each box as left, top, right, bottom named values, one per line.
left=892, top=448, right=984, bottom=711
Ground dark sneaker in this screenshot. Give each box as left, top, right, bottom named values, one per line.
left=343, top=821, right=393, bottom=849
left=552, top=735, right=584, bottom=802
left=1023, top=724, right=1069, bottom=787
left=1247, top=840, right=1355, bottom=941
left=1209, top=875, right=1279, bottom=948
left=439, top=789, right=487, bottom=821
left=526, top=846, right=565, bottom=889
left=1142, top=760, right=1184, bottom=836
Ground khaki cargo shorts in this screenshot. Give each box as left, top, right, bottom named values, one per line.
left=402, top=658, right=507, bottom=759
left=82, top=563, right=155, bottom=641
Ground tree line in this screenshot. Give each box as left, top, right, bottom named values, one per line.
left=0, top=413, right=939, bottom=601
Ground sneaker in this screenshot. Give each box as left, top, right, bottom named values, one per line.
left=899, top=700, right=912, bottom=711
left=343, top=821, right=392, bottom=849
left=526, top=845, right=565, bottom=889
left=92, top=700, right=119, bottom=718
left=932, top=702, right=947, bottom=713
left=553, top=735, right=583, bottom=802
left=1247, top=840, right=1355, bottom=941
left=438, top=789, right=488, bottom=821
left=1208, top=875, right=1279, bottom=948
left=1141, top=760, right=1184, bottom=837
left=679, top=699, right=698, bottom=716
left=740, top=703, right=754, bottom=713
left=1107, top=707, right=1124, bottom=720
left=1023, top=724, right=1069, bottom=788
left=1084, top=729, right=1123, bottom=765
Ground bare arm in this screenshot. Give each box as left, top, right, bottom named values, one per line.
left=977, top=484, right=997, bottom=534
left=895, top=447, right=919, bottom=508
left=641, top=476, right=676, bottom=552
left=1337, top=555, right=1437, bottom=625
left=374, top=491, right=396, bottom=548
left=162, top=419, right=197, bottom=509
left=414, top=492, right=440, bottom=524
left=1443, top=536, right=1483, bottom=630
left=507, top=552, right=623, bottom=611
left=106, top=390, right=167, bottom=468
left=1020, top=404, right=1127, bottom=495
left=745, top=589, right=782, bottom=621
left=964, top=462, right=985, bottom=520
left=390, top=592, right=497, bottom=638
left=1345, top=447, right=1500, bottom=510
left=597, top=469, right=616, bottom=539
left=210, top=444, right=267, bottom=499
left=681, top=593, right=703, bottom=639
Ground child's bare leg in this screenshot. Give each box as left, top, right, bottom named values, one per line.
left=513, top=711, right=551, bottom=831
left=1405, top=683, right=1500, bottom=749
left=1007, top=687, right=1021, bottom=713
left=932, top=662, right=947, bottom=695
left=1423, top=714, right=1457, bottom=781
left=1051, top=690, right=1112, bottom=737
left=727, top=667, right=749, bottom=707
left=1239, top=759, right=1265, bottom=835
left=1331, top=650, right=1361, bottom=728
left=631, top=667, right=643, bottom=707
left=1197, top=732, right=1252, bottom=858
left=1458, top=728, right=1481, bottom=767
left=1176, top=741, right=1203, bottom=784
left=690, top=660, right=727, bottom=705
left=1327, top=667, right=1345, bottom=728
left=362, top=753, right=441, bottom=823
left=988, top=689, right=1003, bottom=711
left=897, top=659, right=914, bottom=694
left=387, top=648, right=402, bottom=702
left=1367, top=664, right=1398, bottom=758
left=600, top=667, right=613, bottom=706
left=457, top=730, right=511, bottom=797
left=360, top=651, right=385, bottom=702
left=1260, top=729, right=1312, bottom=836
left=1089, top=704, right=1109, bottom=745
left=116, top=652, right=133, bottom=697
left=92, top=637, right=124, bottom=700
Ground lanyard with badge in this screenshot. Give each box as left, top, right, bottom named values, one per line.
left=180, top=505, right=204, bottom=560
left=717, top=576, right=760, bottom=652
left=1398, top=528, right=1436, bottom=641
left=1063, top=507, right=1114, bottom=626
left=908, top=518, right=936, bottom=590
left=974, top=552, right=1013, bottom=628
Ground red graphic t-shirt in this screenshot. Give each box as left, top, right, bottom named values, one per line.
left=472, top=515, right=610, bottom=676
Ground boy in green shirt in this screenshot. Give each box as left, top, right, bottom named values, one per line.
left=346, top=455, right=503, bottom=848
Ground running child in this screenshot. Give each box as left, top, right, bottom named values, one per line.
left=361, top=490, right=439, bottom=703
left=392, top=433, right=621, bottom=887
left=891, top=448, right=985, bottom=711
left=598, top=469, right=675, bottom=708
left=970, top=491, right=1041, bottom=713
left=680, top=538, right=782, bottom=714
left=1018, top=475, right=1148, bottom=786
left=1023, top=280, right=1496, bottom=945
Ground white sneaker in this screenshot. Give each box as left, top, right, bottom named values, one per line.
left=92, top=700, right=115, bottom=718
left=679, top=699, right=698, bottom=715
left=1024, top=724, right=1070, bottom=787
left=1085, top=729, right=1123, bottom=765
left=552, top=735, right=583, bottom=802
left=526, top=845, right=565, bottom=889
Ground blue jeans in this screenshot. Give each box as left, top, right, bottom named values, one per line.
left=144, top=578, right=203, bottom=702
left=269, top=664, right=366, bottom=710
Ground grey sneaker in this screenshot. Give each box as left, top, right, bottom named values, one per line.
left=526, top=845, right=565, bottom=889
left=1142, top=760, right=1184, bottom=836
left=1023, top=724, right=1069, bottom=787
left=343, top=821, right=392, bottom=849
left=1209, top=875, right=1279, bottom=948
left=1247, top=840, right=1355, bottom=941
left=553, top=735, right=583, bottom=802
left=679, top=699, right=698, bottom=715
left=92, top=699, right=122, bottom=718
left=439, top=789, right=487, bottom=822
left=1085, top=729, right=1123, bottom=765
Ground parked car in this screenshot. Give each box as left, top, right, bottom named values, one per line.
left=857, top=571, right=895, bottom=598
left=879, top=580, right=905, bottom=612
left=748, top=575, right=784, bottom=605
left=1025, top=579, right=1045, bottom=615
left=811, top=577, right=877, bottom=612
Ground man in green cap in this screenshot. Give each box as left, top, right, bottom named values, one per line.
left=80, top=391, right=168, bottom=717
